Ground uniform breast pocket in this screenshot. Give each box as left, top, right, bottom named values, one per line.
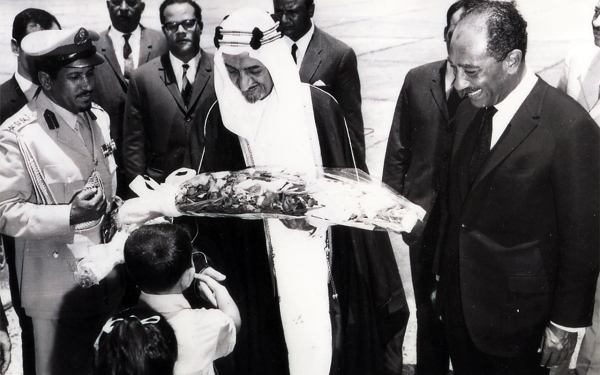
left=42, top=165, right=85, bottom=203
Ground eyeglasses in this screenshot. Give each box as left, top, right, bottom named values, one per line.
left=162, top=19, right=199, bottom=33
left=108, top=0, right=142, bottom=7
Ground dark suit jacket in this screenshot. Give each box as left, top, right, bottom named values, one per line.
left=123, top=51, right=214, bottom=186
left=93, top=26, right=167, bottom=180
left=0, top=75, right=28, bottom=125
left=300, top=27, right=365, bottom=161
left=439, top=78, right=600, bottom=357
left=382, top=60, right=456, bottom=247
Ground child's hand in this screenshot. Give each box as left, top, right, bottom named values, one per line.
left=194, top=273, right=223, bottom=307
left=199, top=267, right=226, bottom=282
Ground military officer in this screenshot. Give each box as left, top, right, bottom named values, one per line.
left=0, top=27, right=123, bottom=375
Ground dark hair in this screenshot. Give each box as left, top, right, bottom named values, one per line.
left=94, top=307, right=177, bottom=375
left=305, top=0, right=314, bottom=8
left=12, top=8, right=61, bottom=46
left=124, top=224, right=193, bottom=294
left=159, top=0, right=202, bottom=25
left=445, top=0, right=480, bottom=29
left=466, top=1, right=527, bottom=62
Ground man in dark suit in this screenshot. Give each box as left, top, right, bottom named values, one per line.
left=93, top=0, right=168, bottom=196
left=381, top=1, right=476, bottom=374
left=123, top=0, right=214, bottom=186
left=438, top=2, right=600, bottom=374
left=273, top=0, right=365, bottom=162
left=0, top=9, right=60, bottom=375
left=1, top=9, right=60, bottom=124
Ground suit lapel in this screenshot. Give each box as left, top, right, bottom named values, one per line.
left=299, top=28, right=323, bottom=83
left=138, top=25, right=156, bottom=65
left=469, top=80, right=545, bottom=190
left=452, top=106, right=484, bottom=201
left=186, top=50, right=213, bottom=113
left=159, top=54, right=187, bottom=112
left=431, top=62, right=450, bottom=121
left=98, top=31, right=128, bottom=90
left=579, top=49, right=600, bottom=111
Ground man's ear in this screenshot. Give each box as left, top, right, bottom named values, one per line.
left=198, top=21, right=204, bottom=35
left=11, top=38, right=19, bottom=56
left=139, top=1, right=146, bottom=14
left=181, top=266, right=196, bottom=289
left=308, top=3, right=315, bottom=18
left=504, top=49, right=522, bottom=74
left=38, top=71, right=53, bottom=91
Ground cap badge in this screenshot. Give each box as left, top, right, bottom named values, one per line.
left=74, top=28, right=89, bottom=45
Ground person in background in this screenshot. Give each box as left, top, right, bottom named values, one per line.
left=381, top=1, right=478, bottom=373
left=93, top=0, right=167, bottom=197
left=273, top=0, right=365, bottom=163
left=437, top=2, right=599, bottom=373
left=122, top=0, right=214, bottom=188
left=0, top=27, right=124, bottom=375
left=94, top=307, right=178, bottom=375
left=556, top=1, right=600, bottom=374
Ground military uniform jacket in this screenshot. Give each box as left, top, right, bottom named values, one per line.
left=0, top=91, right=123, bottom=319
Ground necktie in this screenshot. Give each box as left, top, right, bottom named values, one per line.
left=76, top=113, right=94, bottom=155
left=291, top=43, right=298, bottom=64
left=446, top=88, right=462, bottom=119
left=468, top=106, right=497, bottom=185
left=123, top=33, right=133, bottom=80
left=181, top=63, right=193, bottom=108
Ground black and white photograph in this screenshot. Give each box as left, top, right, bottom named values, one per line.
left=0, top=0, right=598, bottom=374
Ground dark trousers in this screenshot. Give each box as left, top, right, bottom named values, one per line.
left=2, top=234, right=36, bottom=375
left=441, top=269, right=549, bottom=375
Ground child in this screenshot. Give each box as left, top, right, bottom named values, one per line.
left=124, top=224, right=241, bottom=375
left=94, top=307, right=177, bottom=375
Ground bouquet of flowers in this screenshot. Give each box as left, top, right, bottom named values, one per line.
left=74, top=167, right=425, bottom=288
left=175, top=169, right=320, bottom=219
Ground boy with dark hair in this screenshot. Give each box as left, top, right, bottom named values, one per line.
left=124, top=224, right=240, bottom=375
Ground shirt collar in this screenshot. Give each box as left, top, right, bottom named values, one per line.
left=445, top=60, right=455, bottom=99
left=108, top=24, right=141, bottom=43
left=169, top=51, right=202, bottom=87
left=47, top=98, right=79, bottom=131
left=139, top=291, right=191, bottom=315
left=14, top=71, right=38, bottom=102
left=283, top=22, right=315, bottom=67
left=490, top=65, right=538, bottom=147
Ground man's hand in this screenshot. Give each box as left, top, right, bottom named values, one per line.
left=539, top=324, right=577, bottom=368
left=69, top=188, right=107, bottom=225
left=0, top=329, right=11, bottom=374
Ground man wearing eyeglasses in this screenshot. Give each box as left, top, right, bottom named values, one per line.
left=122, top=0, right=214, bottom=187
left=93, top=0, right=167, bottom=197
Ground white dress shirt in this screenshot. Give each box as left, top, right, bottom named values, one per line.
left=490, top=65, right=538, bottom=149
left=14, top=71, right=38, bottom=102
left=169, top=51, right=202, bottom=90
left=283, top=22, right=315, bottom=68
left=108, top=25, right=142, bottom=73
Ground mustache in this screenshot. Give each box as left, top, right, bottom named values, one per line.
left=77, top=90, right=93, bottom=98
left=463, top=87, right=480, bottom=95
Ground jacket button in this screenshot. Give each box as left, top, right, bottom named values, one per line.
left=185, top=117, right=191, bottom=122
left=442, top=152, right=450, bottom=161
left=52, top=252, right=59, bottom=258
left=445, top=125, right=453, bottom=134
left=461, top=223, right=466, bottom=228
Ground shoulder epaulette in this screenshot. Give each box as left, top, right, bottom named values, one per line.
left=43, top=109, right=60, bottom=130
left=4, top=109, right=37, bottom=133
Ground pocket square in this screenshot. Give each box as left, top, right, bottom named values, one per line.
left=313, top=80, right=327, bottom=86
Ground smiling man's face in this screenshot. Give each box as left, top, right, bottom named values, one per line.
left=162, top=2, right=201, bottom=62
left=449, top=16, right=512, bottom=108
